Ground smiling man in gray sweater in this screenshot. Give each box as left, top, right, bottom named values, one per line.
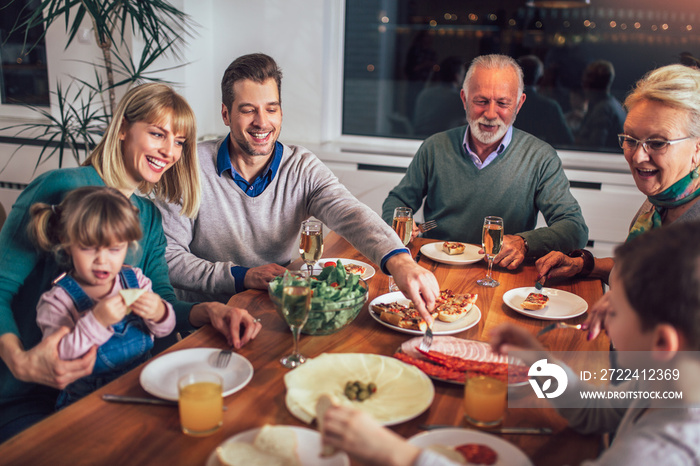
left=156, top=53, right=439, bottom=320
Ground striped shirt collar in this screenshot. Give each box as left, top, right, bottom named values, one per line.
left=462, top=125, right=513, bottom=170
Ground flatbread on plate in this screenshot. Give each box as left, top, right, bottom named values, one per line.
left=284, top=353, right=433, bottom=426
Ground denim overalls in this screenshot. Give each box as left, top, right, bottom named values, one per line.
left=54, top=267, right=154, bottom=409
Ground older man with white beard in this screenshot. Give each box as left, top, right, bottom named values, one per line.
left=382, top=54, right=588, bottom=269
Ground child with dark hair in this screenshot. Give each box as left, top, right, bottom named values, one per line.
left=489, top=221, right=700, bottom=465
left=30, top=186, right=175, bottom=408
left=320, top=221, right=700, bottom=465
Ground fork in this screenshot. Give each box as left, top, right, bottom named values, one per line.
left=535, top=275, right=546, bottom=291
left=537, top=322, right=583, bottom=337
left=418, top=219, right=437, bottom=233
left=419, top=326, right=433, bottom=352
left=213, top=349, right=232, bottom=368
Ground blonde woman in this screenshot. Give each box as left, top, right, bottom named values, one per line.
left=0, top=83, right=261, bottom=441
left=537, top=64, right=700, bottom=338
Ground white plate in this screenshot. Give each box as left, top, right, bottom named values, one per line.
left=285, top=353, right=434, bottom=426
left=302, top=258, right=376, bottom=280
left=408, top=428, right=533, bottom=466
left=420, top=242, right=484, bottom=265
left=206, top=426, right=350, bottom=466
left=502, top=287, right=588, bottom=320
left=369, top=291, right=481, bottom=335
left=139, top=348, right=254, bottom=401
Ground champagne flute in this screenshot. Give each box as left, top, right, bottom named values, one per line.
left=299, top=219, right=323, bottom=277
left=389, top=207, right=413, bottom=292
left=477, top=216, right=503, bottom=287
left=279, top=272, right=311, bottom=368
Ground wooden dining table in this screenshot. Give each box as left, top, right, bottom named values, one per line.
left=0, top=232, right=609, bottom=466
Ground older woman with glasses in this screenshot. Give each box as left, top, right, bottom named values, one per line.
left=536, top=64, right=700, bottom=338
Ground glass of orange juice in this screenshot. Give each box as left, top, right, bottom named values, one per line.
left=463, top=374, right=507, bottom=427
left=178, top=372, right=223, bottom=436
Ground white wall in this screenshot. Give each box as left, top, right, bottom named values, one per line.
left=170, top=0, right=331, bottom=144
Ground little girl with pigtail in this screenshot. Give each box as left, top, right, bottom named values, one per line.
left=29, top=186, right=175, bottom=408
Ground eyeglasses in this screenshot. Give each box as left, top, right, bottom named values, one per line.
left=617, top=134, right=692, bottom=155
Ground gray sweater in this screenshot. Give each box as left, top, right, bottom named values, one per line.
left=382, top=127, right=588, bottom=257
left=157, top=138, right=405, bottom=303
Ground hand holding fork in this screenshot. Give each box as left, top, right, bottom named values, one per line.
left=418, top=219, right=437, bottom=234
left=411, top=219, right=437, bottom=242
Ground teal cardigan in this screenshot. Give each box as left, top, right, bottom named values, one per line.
left=0, top=166, right=194, bottom=428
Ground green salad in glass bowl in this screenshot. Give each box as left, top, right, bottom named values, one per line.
left=268, top=260, right=369, bottom=335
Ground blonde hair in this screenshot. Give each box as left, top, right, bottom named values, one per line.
left=29, top=186, right=142, bottom=269
left=624, top=64, right=700, bottom=137
left=82, top=83, right=201, bottom=217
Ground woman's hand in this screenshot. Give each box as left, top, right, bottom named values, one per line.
left=92, top=295, right=128, bottom=328
left=535, top=251, right=583, bottom=281
left=129, top=291, right=167, bottom=322
left=190, top=302, right=262, bottom=349
left=0, top=330, right=96, bottom=389
left=321, top=404, right=421, bottom=466
left=583, top=293, right=611, bottom=341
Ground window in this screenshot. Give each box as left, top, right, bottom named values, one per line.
left=0, top=0, right=50, bottom=107
left=343, top=0, right=700, bottom=153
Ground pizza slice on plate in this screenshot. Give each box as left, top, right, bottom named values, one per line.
left=372, top=289, right=477, bottom=329
left=435, top=289, right=478, bottom=322
left=521, top=292, right=549, bottom=310
left=371, top=302, right=436, bottom=331
left=343, top=263, right=366, bottom=276
left=442, top=241, right=466, bottom=255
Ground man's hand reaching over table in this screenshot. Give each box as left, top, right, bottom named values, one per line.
left=244, top=263, right=288, bottom=290
left=385, top=252, right=439, bottom=325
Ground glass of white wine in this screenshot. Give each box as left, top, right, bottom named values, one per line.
left=477, top=216, right=503, bottom=287
left=389, top=206, right=413, bottom=292
left=279, top=271, right=312, bottom=368
left=299, top=219, right=323, bottom=277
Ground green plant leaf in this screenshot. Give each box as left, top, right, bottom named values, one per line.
left=3, top=0, right=196, bottom=170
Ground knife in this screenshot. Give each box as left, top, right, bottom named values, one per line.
left=102, top=394, right=177, bottom=406
left=537, top=322, right=584, bottom=337
left=415, top=250, right=423, bottom=263
left=419, top=424, right=552, bottom=435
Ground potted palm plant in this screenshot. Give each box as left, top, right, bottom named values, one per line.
left=2, top=0, right=196, bottom=170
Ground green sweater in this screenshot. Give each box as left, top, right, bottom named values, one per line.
left=0, top=166, right=193, bottom=428
left=382, top=127, right=588, bottom=256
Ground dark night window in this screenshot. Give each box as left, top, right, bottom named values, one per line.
left=1, top=0, right=50, bottom=107
left=343, top=0, right=699, bottom=153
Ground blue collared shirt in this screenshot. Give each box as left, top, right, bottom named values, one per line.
left=216, top=135, right=283, bottom=197
left=217, top=135, right=283, bottom=292
left=217, top=135, right=410, bottom=291
left=462, top=126, right=513, bottom=169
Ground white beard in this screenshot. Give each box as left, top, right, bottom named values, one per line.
left=468, top=115, right=510, bottom=145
